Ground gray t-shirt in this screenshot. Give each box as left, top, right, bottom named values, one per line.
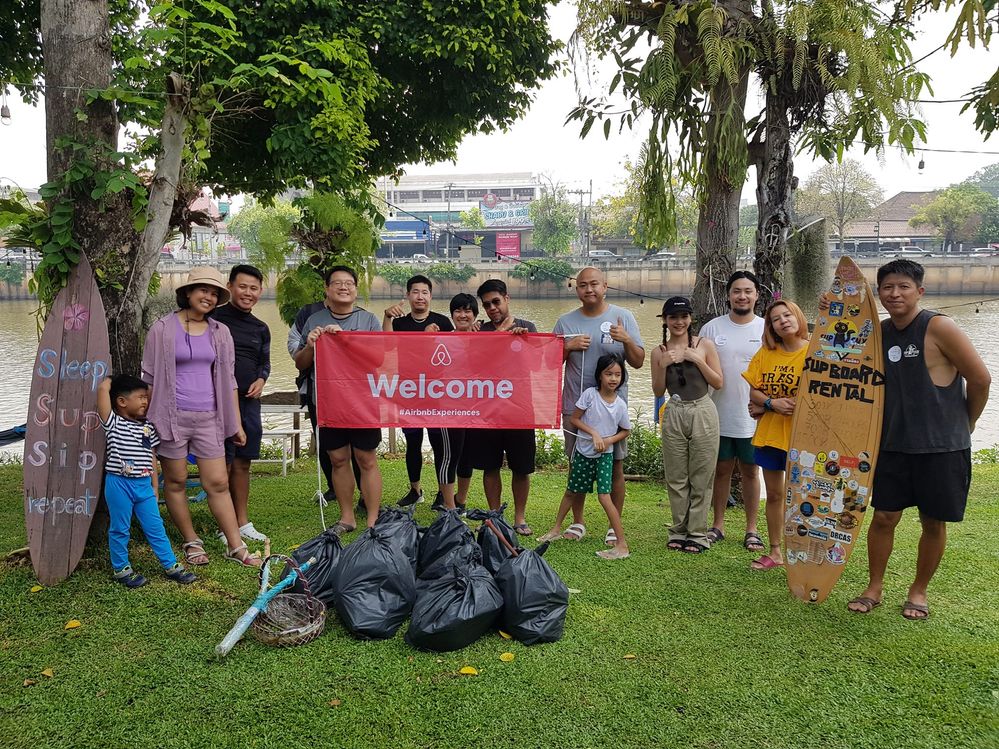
left=573, top=387, right=632, bottom=458
left=297, top=306, right=381, bottom=402
left=553, top=304, right=644, bottom=413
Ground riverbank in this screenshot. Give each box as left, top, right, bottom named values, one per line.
left=1, top=458, right=996, bottom=749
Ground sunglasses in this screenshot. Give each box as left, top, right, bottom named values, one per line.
left=481, top=297, right=504, bottom=308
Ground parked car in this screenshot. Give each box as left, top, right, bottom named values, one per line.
left=643, top=250, right=678, bottom=261
left=411, top=253, right=432, bottom=264
left=890, top=247, right=934, bottom=258
left=588, top=249, right=617, bottom=259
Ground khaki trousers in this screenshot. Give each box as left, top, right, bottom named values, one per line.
left=661, top=394, right=720, bottom=548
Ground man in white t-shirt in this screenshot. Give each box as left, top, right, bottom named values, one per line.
left=697, top=271, right=766, bottom=552
left=552, top=267, right=645, bottom=544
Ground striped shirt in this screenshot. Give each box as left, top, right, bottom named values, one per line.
left=102, top=412, right=160, bottom=477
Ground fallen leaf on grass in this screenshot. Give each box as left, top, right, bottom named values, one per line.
left=329, top=699, right=342, bottom=707
left=40, top=668, right=54, bottom=678
left=623, top=654, right=637, bottom=660
left=64, top=619, right=81, bottom=630
left=23, top=679, right=37, bottom=687
left=499, top=653, right=515, bottom=663
left=458, top=666, right=479, bottom=676
left=498, top=631, right=512, bottom=640
left=567, top=588, right=581, bottom=594
left=29, top=585, right=43, bottom=593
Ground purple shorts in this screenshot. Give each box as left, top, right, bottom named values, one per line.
left=157, top=410, right=226, bottom=460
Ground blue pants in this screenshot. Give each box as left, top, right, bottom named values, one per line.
left=105, top=473, right=177, bottom=571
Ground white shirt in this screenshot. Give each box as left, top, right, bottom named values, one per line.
left=698, top=314, right=765, bottom=438
left=573, top=387, right=632, bottom=458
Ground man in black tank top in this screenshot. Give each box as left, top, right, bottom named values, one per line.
left=848, top=260, right=990, bottom=621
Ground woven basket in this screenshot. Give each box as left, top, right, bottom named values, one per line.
left=250, top=555, right=326, bottom=648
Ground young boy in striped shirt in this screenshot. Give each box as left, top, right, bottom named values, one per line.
left=98, top=375, right=196, bottom=588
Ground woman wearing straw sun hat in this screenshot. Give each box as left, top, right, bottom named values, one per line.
left=141, top=267, right=261, bottom=568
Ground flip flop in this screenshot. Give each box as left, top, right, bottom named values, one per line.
left=847, top=596, right=882, bottom=614
left=750, top=554, right=783, bottom=570
left=743, top=532, right=765, bottom=552
left=902, top=600, right=930, bottom=621
left=706, top=527, right=725, bottom=546
left=514, top=523, right=533, bottom=537
left=604, top=529, right=617, bottom=547
left=561, top=523, right=586, bottom=541
left=596, top=547, right=630, bottom=560
left=681, top=540, right=707, bottom=554
left=537, top=529, right=562, bottom=543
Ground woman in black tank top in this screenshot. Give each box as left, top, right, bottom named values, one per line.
left=651, top=297, right=723, bottom=553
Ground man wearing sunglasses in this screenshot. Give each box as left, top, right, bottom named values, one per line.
left=468, top=279, right=538, bottom=536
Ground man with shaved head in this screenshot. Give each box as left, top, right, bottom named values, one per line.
left=552, top=267, right=645, bottom=544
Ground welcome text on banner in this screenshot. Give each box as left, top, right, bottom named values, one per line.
left=315, top=332, right=564, bottom=429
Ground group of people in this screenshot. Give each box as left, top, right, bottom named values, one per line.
left=100, top=259, right=989, bottom=619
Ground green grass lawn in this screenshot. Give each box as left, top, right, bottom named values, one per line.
left=1, top=458, right=997, bottom=749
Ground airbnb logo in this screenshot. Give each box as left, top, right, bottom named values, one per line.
left=430, top=344, right=452, bottom=367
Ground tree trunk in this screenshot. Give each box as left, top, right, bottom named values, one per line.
left=753, top=91, right=795, bottom=306
left=692, top=66, right=750, bottom=327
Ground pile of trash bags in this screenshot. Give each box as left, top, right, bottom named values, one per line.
left=287, top=504, right=569, bottom=651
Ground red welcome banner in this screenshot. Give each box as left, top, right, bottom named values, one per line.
left=315, top=332, right=563, bottom=429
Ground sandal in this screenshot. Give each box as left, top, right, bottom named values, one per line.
left=561, top=523, right=586, bottom=541
left=667, top=539, right=685, bottom=551
left=329, top=521, right=357, bottom=537
left=182, top=539, right=209, bottom=566
left=514, top=523, right=534, bottom=537
left=706, top=527, right=725, bottom=546
left=681, top=541, right=707, bottom=554
left=750, top=554, right=783, bottom=570
left=537, top=529, right=562, bottom=543
left=744, top=532, right=765, bottom=552
left=902, top=600, right=930, bottom=621
left=604, top=529, right=618, bottom=547
left=596, top=547, right=630, bottom=560
left=224, top=543, right=262, bottom=568
left=847, top=596, right=882, bottom=614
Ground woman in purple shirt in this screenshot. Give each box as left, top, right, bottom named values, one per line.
left=141, top=268, right=260, bottom=568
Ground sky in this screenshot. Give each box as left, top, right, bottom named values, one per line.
left=2, top=3, right=997, bottom=205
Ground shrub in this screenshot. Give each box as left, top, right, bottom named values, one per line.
left=535, top=429, right=568, bottom=470
left=622, top=410, right=664, bottom=478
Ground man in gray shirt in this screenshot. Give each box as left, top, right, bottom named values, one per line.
left=293, top=265, right=382, bottom=534
left=552, top=267, right=645, bottom=543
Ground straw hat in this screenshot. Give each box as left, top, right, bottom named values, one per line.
left=177, top=267, right=230, bottom=306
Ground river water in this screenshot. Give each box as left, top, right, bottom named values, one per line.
left=3, top=295, right=997, bottom=451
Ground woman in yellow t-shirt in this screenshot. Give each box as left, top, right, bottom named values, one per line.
left=742, top=299, right=810, bottom=571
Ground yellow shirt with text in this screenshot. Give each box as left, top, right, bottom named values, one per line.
left=742, top=345, right=807, bottom=451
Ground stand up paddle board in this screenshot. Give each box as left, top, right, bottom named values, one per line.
left=784, top=256, right=884, bottom=603
left=23, top=256, right=110, bottom=585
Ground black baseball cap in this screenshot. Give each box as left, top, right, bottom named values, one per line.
left=658, top=296, right=693, bottom=317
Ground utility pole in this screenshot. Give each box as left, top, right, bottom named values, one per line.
left=568, top=183, right=593, bottom=256
left=444, top=182, right=454, bottom=259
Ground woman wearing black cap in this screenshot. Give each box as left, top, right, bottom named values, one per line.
left=651, top=296, right=723, bottom=553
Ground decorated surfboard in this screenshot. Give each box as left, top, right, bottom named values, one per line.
left=784, top=256, right=884, bottom=603
left=23, top=255, right=110, bottom=585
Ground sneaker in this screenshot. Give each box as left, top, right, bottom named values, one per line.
left=397, top=488, right=424, bottom=507
left=355, top=497, right=367, bottom=517
left=239, top=522, right=268, bottom=542
left=454, top=502, right=467, bottom=517
left=113, top=566, right=148, bottom=588
left=164, top=563, right=197, bottom=585
left=430, top=491, right=446, bottom=512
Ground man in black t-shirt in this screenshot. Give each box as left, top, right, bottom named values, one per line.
left=211, top=264, right=270, bottom=543
left=383, top=275, right=455, bottom=509
left=471, top=278, right=538, bottom=536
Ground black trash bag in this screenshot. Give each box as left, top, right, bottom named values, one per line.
left=280, top=527, right=343, bottom=605
left=494, top=541, right=569, bottom=645
left=466, top=504, right=520, bottom=575
left=416, top=510, right=478, bottom=579
left=406, top=564, right=504, bottom=652
left=374, top=506, right=420, bottom=567
left=331, top=527, right=417, bottom=639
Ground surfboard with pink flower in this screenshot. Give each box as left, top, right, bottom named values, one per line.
left=23, top=255, right=111, bottom=585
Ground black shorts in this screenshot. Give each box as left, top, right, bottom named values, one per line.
left=457, top=429, right=475, bottom=479
left=225, top=396, right=262, bottom=462
left=319, top=427, right=381, bottom=453
left=872, top=449, right=971, bottom=522
left=469, top=428, right=536, bottom=475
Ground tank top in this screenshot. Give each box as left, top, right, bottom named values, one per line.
left=881, top=309, right=969, bottom=453
left=664, top=339, right=710, bottom=400
left=174, top=316, right=218, bottom=412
